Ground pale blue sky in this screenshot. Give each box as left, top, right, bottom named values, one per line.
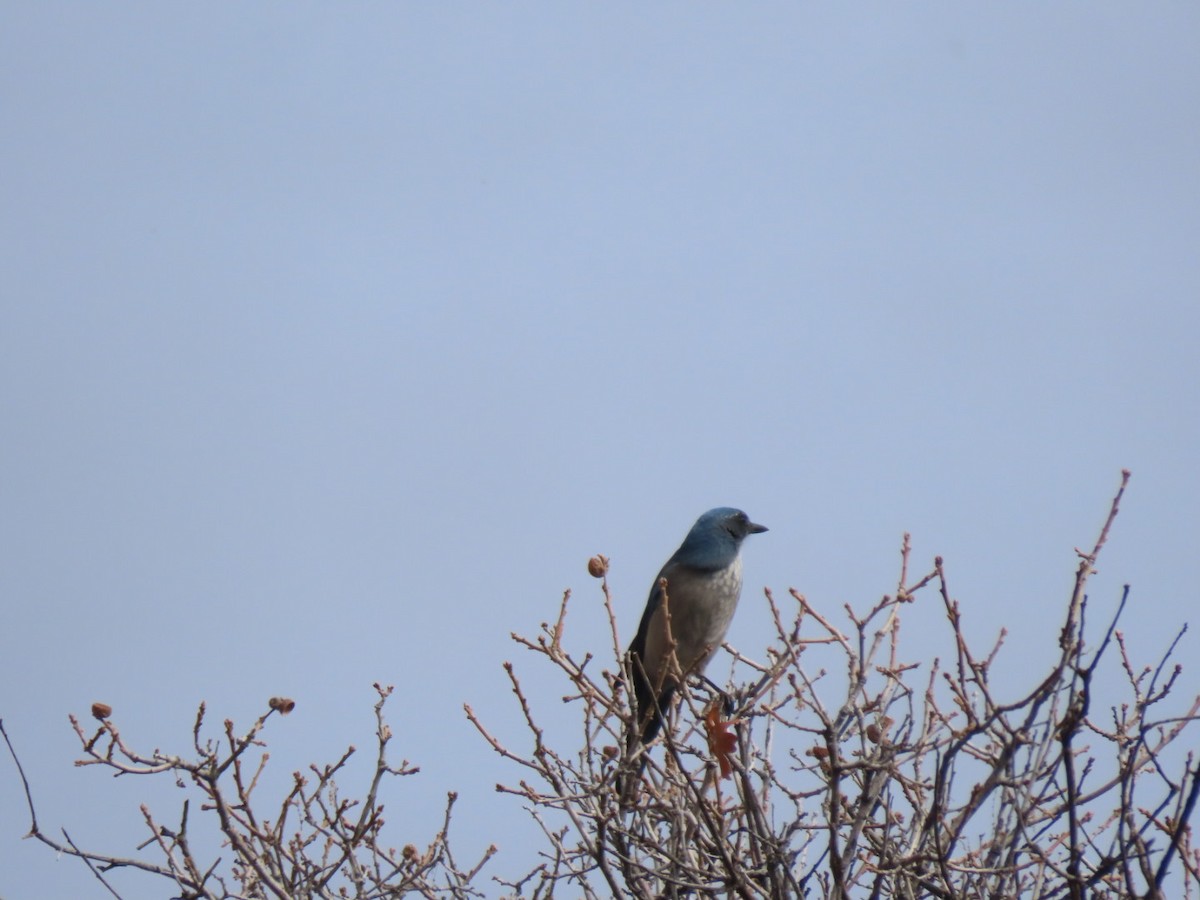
left=2, top=6, right=1198, bottom=898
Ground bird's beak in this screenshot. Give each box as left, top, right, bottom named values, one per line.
left=749, top=521, right=768, bottom=534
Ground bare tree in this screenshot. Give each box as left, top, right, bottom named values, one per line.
left=2, top=685, right=494, bottom=899
left=468, top=471, right=1200, bottom=898
left=5, top=472, right=1198, bottom=898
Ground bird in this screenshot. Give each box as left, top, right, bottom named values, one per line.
left=625, top=507, right=768, bottom=745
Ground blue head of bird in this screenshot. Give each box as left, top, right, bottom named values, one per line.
left=672, top=507, right=768, bottom=571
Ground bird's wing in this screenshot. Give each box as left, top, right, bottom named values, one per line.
left=632, top=559, right=707, bottom=692
left=627, top=564, right=673, bottom=738
left=628, top=571, right=664, bottom=662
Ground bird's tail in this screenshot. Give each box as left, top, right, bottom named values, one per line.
left=617, top=666, right=675, bottom=805
left=634, top=679, right=674, bottom=744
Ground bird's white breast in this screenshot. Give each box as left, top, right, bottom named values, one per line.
left=675, top=556, right=743, bottom=653
left=704, top=556, right=744, bottom=635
